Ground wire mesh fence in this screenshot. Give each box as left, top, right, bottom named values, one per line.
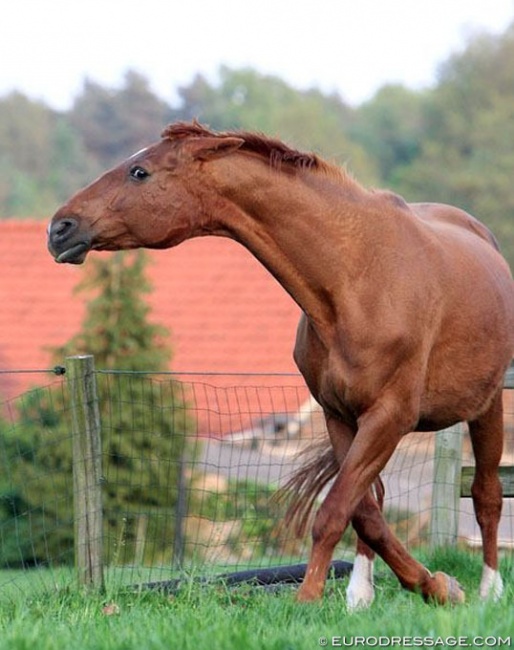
left=0, top=364, right=513, bottom=598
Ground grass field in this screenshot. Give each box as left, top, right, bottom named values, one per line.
left=0, top=548, right=512, bottom=650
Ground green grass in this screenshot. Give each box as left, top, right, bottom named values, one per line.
left=0, top=548, right=513, bottom=650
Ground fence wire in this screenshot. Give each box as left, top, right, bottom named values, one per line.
left=0, top=370, right=513, bottom=597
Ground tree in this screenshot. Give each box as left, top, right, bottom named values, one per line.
left=70, top=71, right=172, bottom=168
left=0, top=92, right=57, bottom=217
left=0, top=92, right=55, bottom=179
left=47, top=118, right=100, bottom=202
left=0, top=91, right=97, bottom=218
left=349, top=84, right=426, bottom=184
left=391, top=25, right=514, bottom=267
left=60, top=251, right=171, bottom=369
left=1, top=252, right=194, bottom=567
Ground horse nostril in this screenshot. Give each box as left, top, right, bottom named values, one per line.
left=51, top=217, right=78, bottom=241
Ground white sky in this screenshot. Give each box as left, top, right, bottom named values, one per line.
left=1, top=0, right=513, bottom=110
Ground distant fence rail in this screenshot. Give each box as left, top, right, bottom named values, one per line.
left=0, top=356, right=513, bottom=596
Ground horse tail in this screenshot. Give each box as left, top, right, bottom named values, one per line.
left=275, top=437, right=339, bottom=538
left=276, top=438, right=386, bottom=539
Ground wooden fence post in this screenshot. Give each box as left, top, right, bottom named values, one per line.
left=66, top=355, right=104, bottom=589
left=430, top=422, right=464, bottom=547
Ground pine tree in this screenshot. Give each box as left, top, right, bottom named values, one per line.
left=61, top=251, right=170, bottom=370
left=1, top=251, right=194, bottom=567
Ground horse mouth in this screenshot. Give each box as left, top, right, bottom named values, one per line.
left=54, top=242, right=90, bottom=264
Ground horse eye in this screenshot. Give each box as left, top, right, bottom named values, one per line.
left=129, top=165, right=150, bottom=181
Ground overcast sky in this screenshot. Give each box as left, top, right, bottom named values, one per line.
left=2, top=0, right=513, bottom=110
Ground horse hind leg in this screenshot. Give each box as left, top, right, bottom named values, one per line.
left=468, top=390, right=505, bottom=600
left=346, top=477, right=384, bottom=610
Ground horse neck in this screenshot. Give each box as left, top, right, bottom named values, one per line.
left=204, top=156, right=374, bottom=333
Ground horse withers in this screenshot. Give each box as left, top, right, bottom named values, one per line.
left=48, top=122, right=514, bottom=607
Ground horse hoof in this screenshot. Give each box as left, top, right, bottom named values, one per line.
left=296, top=584, right=323, bottom=603
left=346, top=583, right=374, bottom=611
left=430, top=571, right=465, bottom=605
left=479, top=566, right=503, bottom=601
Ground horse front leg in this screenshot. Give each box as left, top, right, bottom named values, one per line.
left=468, top=390, right=504, bottom=600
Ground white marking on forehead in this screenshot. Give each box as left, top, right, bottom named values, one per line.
left=128, top=147, right=150, bottom=160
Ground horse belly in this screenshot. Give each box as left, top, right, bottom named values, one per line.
left=420, top=304, right=514, bottom=425
left=419, top=359, right=507, bottom=427
left=421, top=225, right=514, bottom=423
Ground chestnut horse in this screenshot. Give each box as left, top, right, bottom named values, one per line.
left=48, top=122, right=514, bottom=607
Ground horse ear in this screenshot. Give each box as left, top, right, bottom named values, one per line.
left=186, top=136, right=244, bottom=161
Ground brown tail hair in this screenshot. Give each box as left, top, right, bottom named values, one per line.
left=276, top=437, right=386, bottom=539
left=275, top=437, right=339, bottom=538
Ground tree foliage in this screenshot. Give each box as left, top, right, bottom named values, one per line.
left=389, top=26, right=514, bottom=258
left=349, top=84, right=426, bottom=184
left=69, top=71, right=173, bottom=169
left=58, top=251, right=171, bottom=369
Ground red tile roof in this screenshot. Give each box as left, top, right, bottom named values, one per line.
left=0, top=221, right=308, bottom=433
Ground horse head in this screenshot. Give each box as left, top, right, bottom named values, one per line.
left=48, top=126, right=243, bottom=263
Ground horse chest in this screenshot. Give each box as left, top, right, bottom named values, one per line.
left=293, top=316, right=365, bottom=423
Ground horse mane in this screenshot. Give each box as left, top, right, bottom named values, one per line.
left=161, top=121, right=344, bottom=178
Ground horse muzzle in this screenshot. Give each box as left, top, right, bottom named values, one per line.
left=47, top=216, right=92, bottom=264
